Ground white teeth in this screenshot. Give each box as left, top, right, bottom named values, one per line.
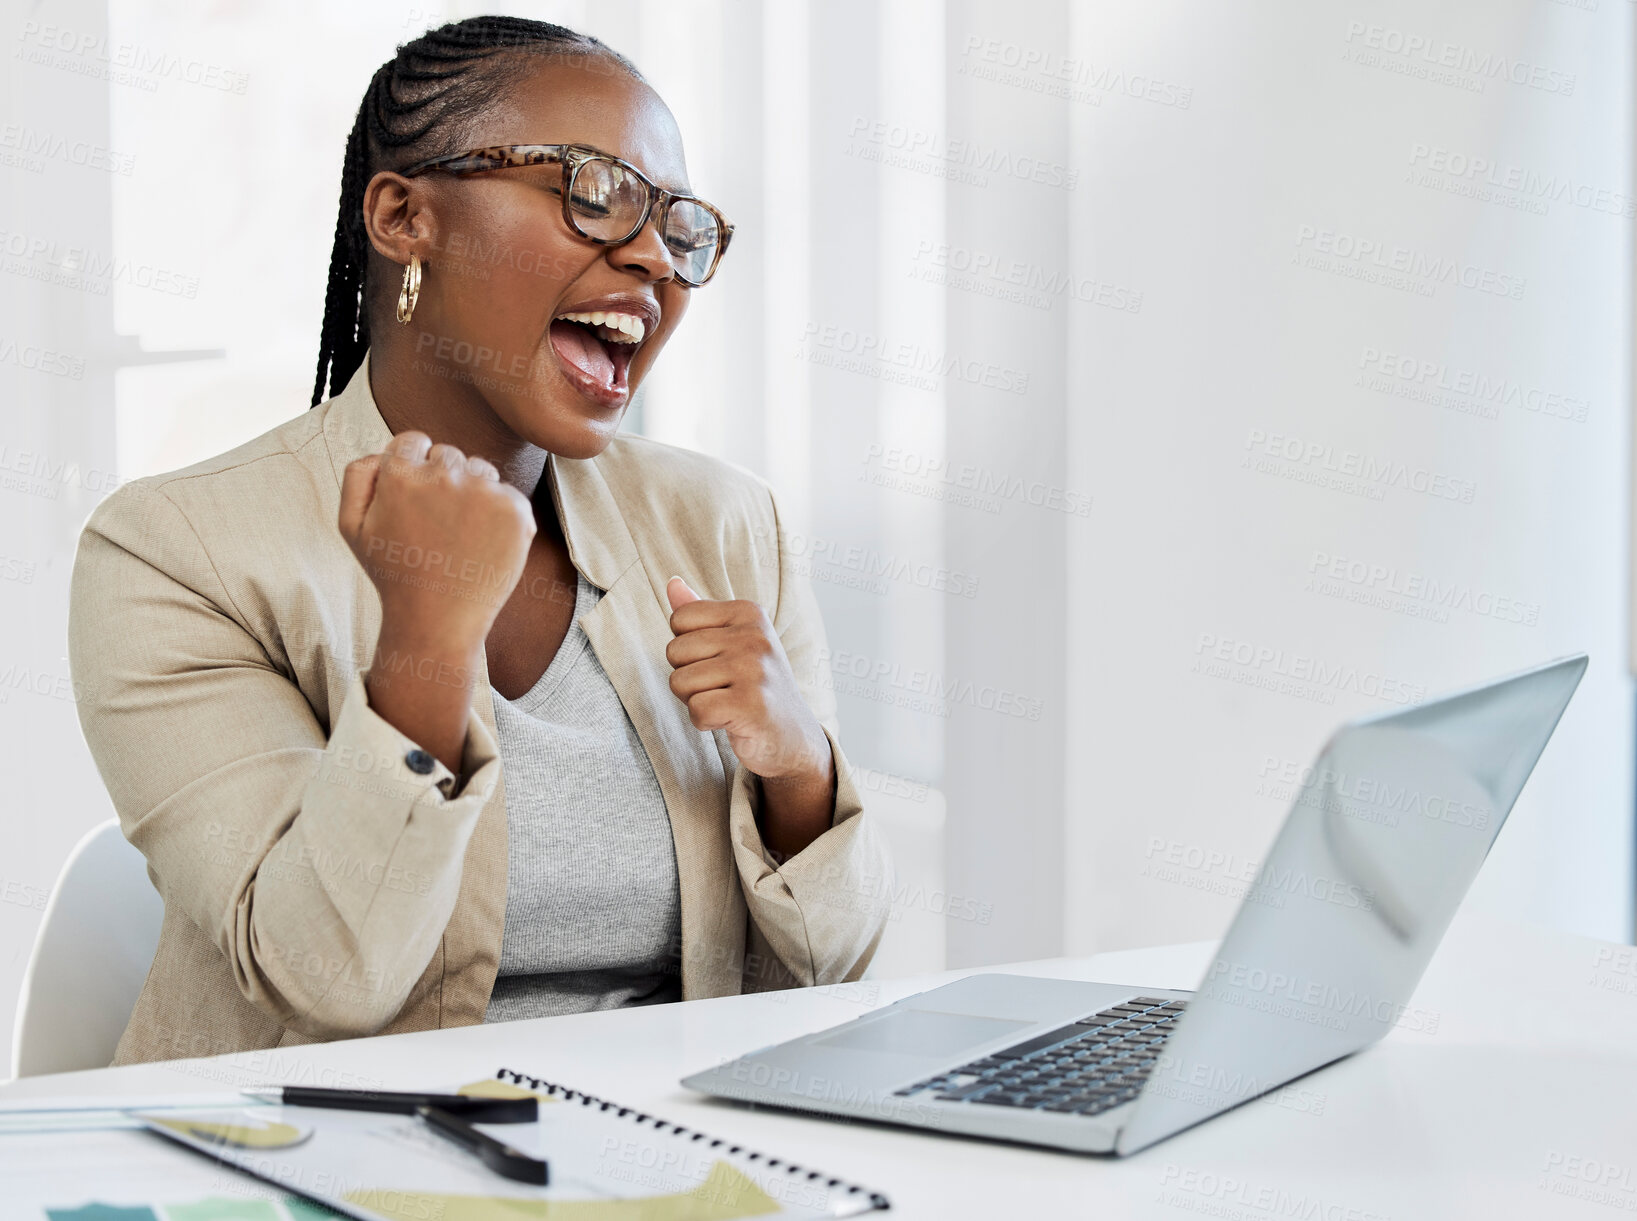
left=553, top=309, right=647, bottom=344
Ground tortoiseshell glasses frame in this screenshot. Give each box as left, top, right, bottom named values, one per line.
left=399, top=143, right=735, bottom=287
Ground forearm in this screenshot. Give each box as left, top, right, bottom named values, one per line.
left=757, top=733, right=837, bottom=861
left=730, top=724, right=895, bottom=988
left=365, top=619, right=483, bottom=773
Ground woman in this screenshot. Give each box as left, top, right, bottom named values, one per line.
left=67, top=16, right=892, bottom=1065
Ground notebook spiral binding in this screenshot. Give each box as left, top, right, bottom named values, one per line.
left=495, top=1067, right=890, bottom=1212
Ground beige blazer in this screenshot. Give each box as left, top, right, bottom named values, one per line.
left=68, top=352, right=894, bottom=1066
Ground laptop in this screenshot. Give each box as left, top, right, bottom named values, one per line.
left=682, top=654, right=1587, bottom=1155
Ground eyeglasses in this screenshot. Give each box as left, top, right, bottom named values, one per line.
left=399, top=143, right=734, bottom=287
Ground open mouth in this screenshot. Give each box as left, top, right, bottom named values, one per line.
left=547, top=309, right=646, bottom=407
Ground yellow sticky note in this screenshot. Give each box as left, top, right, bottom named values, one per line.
left=456, top=1079, right=559, bottom=1104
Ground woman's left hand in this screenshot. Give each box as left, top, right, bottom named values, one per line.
left=664, top=576, right=832, bottom=785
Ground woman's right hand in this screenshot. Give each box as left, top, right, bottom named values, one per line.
left=340, top=430, right=536, bottom=648
left=338, top=430, right=536, bottom=770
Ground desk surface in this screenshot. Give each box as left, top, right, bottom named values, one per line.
left=4, top=909, right=1635, bottom=1219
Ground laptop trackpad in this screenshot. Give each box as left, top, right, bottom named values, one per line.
left=810, top=1010, right=1031, bottom=1056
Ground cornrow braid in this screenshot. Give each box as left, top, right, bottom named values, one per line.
left=311, top=16, right=646, bottom=407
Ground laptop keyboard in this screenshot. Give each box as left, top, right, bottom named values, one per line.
left=890, top=996, right=1188, bottom=1117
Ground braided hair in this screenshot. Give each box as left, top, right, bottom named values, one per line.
left=311, top=16, right=645, bottom=407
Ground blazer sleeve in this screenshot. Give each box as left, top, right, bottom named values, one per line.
left=67, top=478, right=501, bottom=1040
left=725, top=482, right=896, bottom=991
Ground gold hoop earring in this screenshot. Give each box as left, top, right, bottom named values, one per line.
left=396, top=254, right=422, bottom=325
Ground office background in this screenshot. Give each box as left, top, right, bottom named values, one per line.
left=1, top=0, right=1631, bottom=1067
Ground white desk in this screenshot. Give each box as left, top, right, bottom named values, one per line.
left=4, top=909, right=1635, bottom=1218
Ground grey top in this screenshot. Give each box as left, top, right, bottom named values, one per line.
left=483, top=568, right=684, bottom=1024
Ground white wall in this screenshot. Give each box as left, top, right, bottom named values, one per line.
left=1, top=0, right=126, bottom=1067
left=1, top=0, right=1630, bottom=1068
left=1063, top=1, right=1635, bottom=954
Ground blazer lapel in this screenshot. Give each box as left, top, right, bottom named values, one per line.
left=547, top=449, right=743, bottom=1000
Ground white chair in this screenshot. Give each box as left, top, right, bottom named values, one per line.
left=11, top=819, right=163, bottom=1078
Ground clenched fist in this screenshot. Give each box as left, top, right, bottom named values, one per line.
left=339, top=430, right=536, bottom=772
left=339, top=430, right=536, bottom=652
left=665, top=575, right=838, bottom=860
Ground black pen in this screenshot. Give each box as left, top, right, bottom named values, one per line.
left=241, top=1085, right=548, bottom=1185
left=416, top=1103, right=549, bottom=1185
left=240, top=1085, right=538, bottom=1123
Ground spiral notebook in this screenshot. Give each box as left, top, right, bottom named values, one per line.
left=130, top=1065, right=891, bottom=1219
